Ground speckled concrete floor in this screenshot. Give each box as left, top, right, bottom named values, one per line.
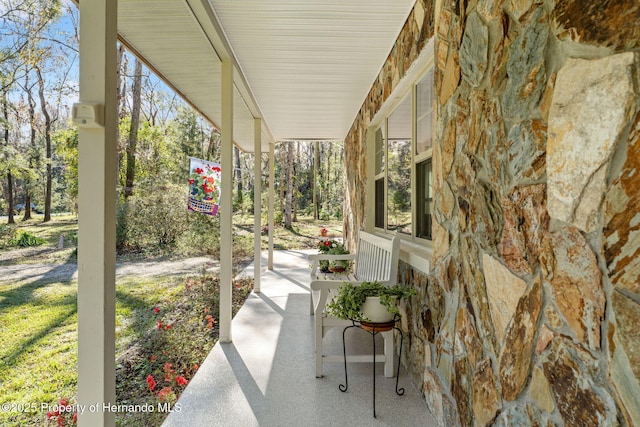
left=163, top=250, right=435, bottom=427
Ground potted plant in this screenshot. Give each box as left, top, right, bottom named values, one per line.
left=326, top=281, right=416, bottom=323
left=327, top=244, right=351, bottom=273
left=316, top=239, right=351, bottom=273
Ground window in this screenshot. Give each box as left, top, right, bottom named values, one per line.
left=373, top=66, right=434, bottom=241
left=387, top=93, right=411, bottom=234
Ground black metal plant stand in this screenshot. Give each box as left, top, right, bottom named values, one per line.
left=339, top=319, right=404, bottom=418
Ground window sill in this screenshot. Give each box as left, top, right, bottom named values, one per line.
left=399, top=238, right=432, bottom=274
left=372, top=229, right=432, bottom=274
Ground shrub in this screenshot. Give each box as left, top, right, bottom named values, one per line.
left=117, top=183, right=189, bottom=254
left=9, top=230, right=47, bottom=247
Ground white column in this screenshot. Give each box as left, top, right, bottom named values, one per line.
left=268, top=142, right=275, bottom=270
left=219, top=59, right=233, bottom=342
left=76, top=0, right=117, bottom=425
left=253, top=118, right=261, bottom=292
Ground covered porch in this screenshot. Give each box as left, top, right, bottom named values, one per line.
left=162, top=250, right=433, bottom=426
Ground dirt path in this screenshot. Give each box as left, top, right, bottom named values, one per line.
left=0, top=256, right=220, bottom=284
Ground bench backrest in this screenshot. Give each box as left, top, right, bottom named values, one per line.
left=354, top=231, right=400, bottom=286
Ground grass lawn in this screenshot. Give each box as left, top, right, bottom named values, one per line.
left=0, top=214, right=342, bottom=426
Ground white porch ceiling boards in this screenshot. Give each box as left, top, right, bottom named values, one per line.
left=210, top=0, right=416, bottom=142
left=116, top=0, right=415, bottom=149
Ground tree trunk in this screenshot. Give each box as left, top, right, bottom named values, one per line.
left=23, top=72, right=36, bottom=221
left=2, top=87, right=14, bottom=224
left=234, top=145, right=242, bottom=209
left=293, top=141, right=299, bottom=222
left=313, top=141, right=319, bottom=220
left=36, top=67, right=52, bottom=222
left=284, top=141, right=294, bottom=229
left=116, top=44, right=126, bottom=178
left=124, top=57, right=142, bottom=199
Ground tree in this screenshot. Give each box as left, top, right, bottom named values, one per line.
left=124, top=57, right=142, bottom=199
left=284, top=141, right=294, bottom=228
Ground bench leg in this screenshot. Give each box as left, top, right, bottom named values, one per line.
left=315, top=318, right=324, bottom=377
left=382, top=330, right=395, bottom=378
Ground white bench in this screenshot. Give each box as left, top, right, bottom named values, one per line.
left=308, top=231, right=400, bottom=378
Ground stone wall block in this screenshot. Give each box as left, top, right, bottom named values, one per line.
left=493, top=404, right=550, bottom=427
left=470, top=180, right=503, bottom=251
left=529, top=366, right=554, bottom=413
left=548, top=226, right=605, bottom=350
left=483, top=253, right=528, bottom=345
left=454, top=305, right=483, bottom=367
left=460, top=12, right=488, bottom=87
left=501, top=6, right=548, bottom=120
left=548, top=52, right=637, bottom=233
left=461, top=237, right=498, bottom=352
left=499, top=275, right=542, bottom=401
left=542, top=337, right=617, bottom=426
left=452, top=356, right=473, bottom=426
left=552, top=2, right=640, bottom=51
left=611, top=291, right=640, bottom=386
left=506, top=0, right=541, bottom=22
left=424, top=369, right=461, bottom=427
left=499, top=184, right=549, bottom=275
left=605, top=109, right=640, bottom=297
left=506, top=119, right=546, bottom=185
left=472, top=358, right=502, bottom=426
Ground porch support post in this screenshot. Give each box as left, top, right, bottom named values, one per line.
left=76, top=0, right=117, bottom=424
left=220, top=59, right=233, bottom=342
left=253, top=118, right=262, bottom=292
left=267, top=141, right=275, bottom=269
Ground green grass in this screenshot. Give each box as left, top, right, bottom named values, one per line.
left=0, top=214, right=340, bottom=426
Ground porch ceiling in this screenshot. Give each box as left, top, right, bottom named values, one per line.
left=117, top=0, right=415, bottom=151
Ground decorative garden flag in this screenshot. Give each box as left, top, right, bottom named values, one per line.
left=187, top=157, right=221, bottom=216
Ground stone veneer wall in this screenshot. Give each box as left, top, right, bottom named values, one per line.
left=344, top=0, right=640, bottom=426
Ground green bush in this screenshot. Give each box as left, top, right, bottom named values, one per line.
left=9, top=230, right=47, bottom=247
left=117, top=183, right=190, bottom=254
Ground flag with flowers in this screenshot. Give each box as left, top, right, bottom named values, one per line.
left=188, top=157, right=221, bottom=216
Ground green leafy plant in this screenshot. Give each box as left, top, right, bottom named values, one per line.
left=326, top=281, right=416, bottom=321
left=9, top=230, right=47, bottom=247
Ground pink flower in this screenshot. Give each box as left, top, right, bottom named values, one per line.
left=175, top=375, right=188, bottom=386
left=59, top=398, right=68, bottom=407
left=157, top=320, right=163, bottom=329
left=73, top=413, right=78, bottom=424
left=153, top=307, right=160, bottom=314
left=165, top=324, right=172, bottom=330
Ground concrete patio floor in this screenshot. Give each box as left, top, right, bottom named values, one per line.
left=162, top=249, right=434, bottom=427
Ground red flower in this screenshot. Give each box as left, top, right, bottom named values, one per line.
left=150, top=354, right=157, bottom=362
left=189, top=179, right=195, bottom=185
left=157, top=320, right=163, bottom=329
left=47, top=412, right=55, bottom=419
left=175, top=375, right=188, bottom=386
left=153, top=307, right=160, bottom=314
left=57, top=416, right=64, bottom=427
left=203, top=185, right=213, bottom=193
left=212, top=166, right=221, bottom=172
left=193, top=364, right=199, bottom=371
left=324, top=241, right=330, bottom=247
left=73, top=413, right=78, bottom=424
left=165, top=324, right=172, bottom=330
left=146, top=374, right=156, bottom=392
left=194, top=167, right=204, bottom=174
left=59, top=398, right=68, bottom=407
left=157, top=387, right=173, bottom=401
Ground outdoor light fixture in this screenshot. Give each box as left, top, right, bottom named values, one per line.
left=72, top=102, right=104, bottom=128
